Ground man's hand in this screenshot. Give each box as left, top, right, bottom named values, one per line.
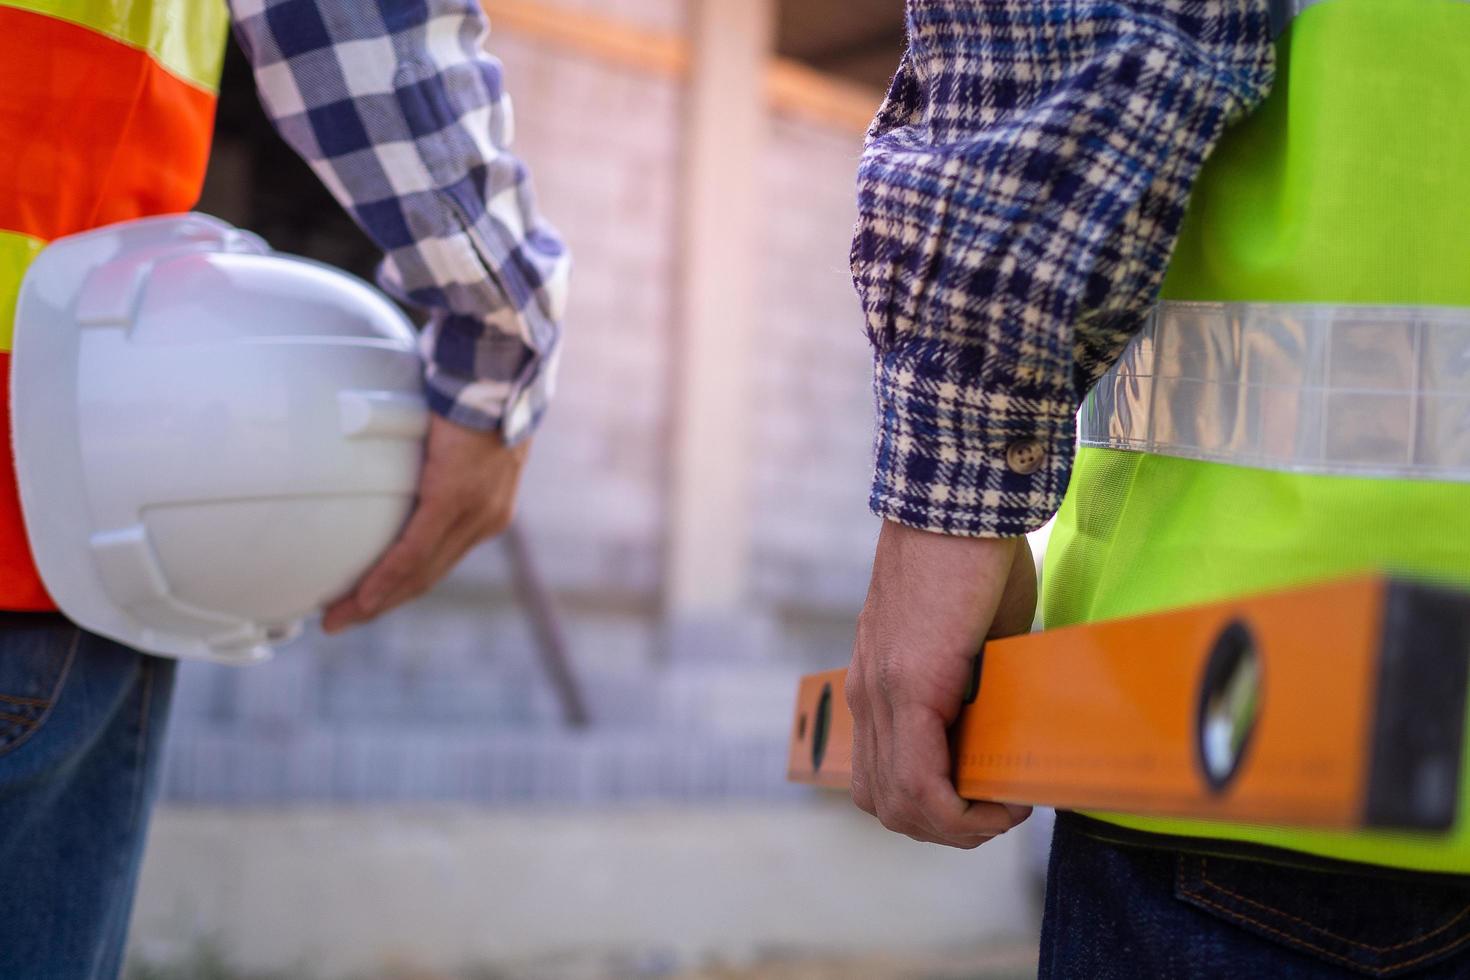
left=322, top=416, right=529, bottom=634
left=846, top=519, right=1038, bottom=848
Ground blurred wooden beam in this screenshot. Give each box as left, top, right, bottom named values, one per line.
left=482, top=0, right=882, bottom=134
left=484, top=0, right=691, bottom=78
left=766, top=58, right=881, bottom=135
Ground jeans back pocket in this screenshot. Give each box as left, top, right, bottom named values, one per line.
left=1177, top=853, right=1470, bottom=977
left=0, top=615, right=79, bottom=757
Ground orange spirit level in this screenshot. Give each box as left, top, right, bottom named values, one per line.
left=788, top=576, right=1470, bottom=832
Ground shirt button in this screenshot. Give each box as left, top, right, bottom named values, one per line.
left=1006, top=440, right=1046, bottom=475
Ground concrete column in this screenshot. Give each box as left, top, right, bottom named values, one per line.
left=664, top=0, right=775, bottom=657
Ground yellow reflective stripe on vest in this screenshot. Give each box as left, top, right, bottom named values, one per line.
left=0, top=0, right=228, bottom=92
left=0, top=230, right=44, bottom=352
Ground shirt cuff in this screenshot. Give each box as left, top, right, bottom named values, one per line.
left=869, top=347, right=1076, bottom=538
left=420, top=313, right=559, bottom=444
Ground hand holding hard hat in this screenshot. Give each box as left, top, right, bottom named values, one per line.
left=9, top=213, right=504, bottom=664
left=322, top=416, right=528, bottom=634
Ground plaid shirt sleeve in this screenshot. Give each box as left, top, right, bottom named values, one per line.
left=228, top=0, right=570, bottom=443
left=852, top=1, right=1275, bottom=537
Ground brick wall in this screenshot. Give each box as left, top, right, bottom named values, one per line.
left=752, top=117, right=879, bottom=616
left=479, top=27, right=685, bottom=600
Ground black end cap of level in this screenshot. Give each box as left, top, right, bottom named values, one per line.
left=1364, top=581, right=1470, bottom=832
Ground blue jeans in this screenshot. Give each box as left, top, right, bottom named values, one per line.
left=0, top=615, right=176, bottom=980
left=1041, top=812, right=1470, bottom=978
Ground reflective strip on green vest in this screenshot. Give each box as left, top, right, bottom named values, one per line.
left=1042, top=0, right=1470, bottom=873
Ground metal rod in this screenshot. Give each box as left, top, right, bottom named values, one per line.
left=503, top=522, right=590, bottom=728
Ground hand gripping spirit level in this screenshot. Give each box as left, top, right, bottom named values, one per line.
left=788, top=576, right=1470, bottom=832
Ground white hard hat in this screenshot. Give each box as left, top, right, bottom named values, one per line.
left=11, top=213, right=429, bottom=665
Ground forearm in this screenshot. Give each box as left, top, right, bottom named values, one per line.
left=229, top=0, right=570, bottom=442
left=854, top=0, right=1275, bottom=536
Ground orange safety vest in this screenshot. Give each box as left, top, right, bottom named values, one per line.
left=0, top=0, right=229, bottom=609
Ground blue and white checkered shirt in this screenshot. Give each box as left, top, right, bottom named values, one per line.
left=853, top=1, right=1275, bottom=537
left=229, top=0, right=569, bottom=443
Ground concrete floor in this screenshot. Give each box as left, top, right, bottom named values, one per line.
left=126, top=802, right=1045, bottom=979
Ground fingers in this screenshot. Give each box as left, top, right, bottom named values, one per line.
left=322, top=419, right=529, bottom=635
left=364, top=495, right=460, bottom=604
left=845, top=523, right=1037, bottom=849
left=855, top=687, right=1029, bottom=848
left=321, top=496, right=477, bottom=634
left=846, top=671, right=877, bottom=816
left=321, top=505, right=448, bottom=633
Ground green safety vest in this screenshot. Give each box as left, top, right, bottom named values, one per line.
left=1043, top=0, right=1470, bottom=873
